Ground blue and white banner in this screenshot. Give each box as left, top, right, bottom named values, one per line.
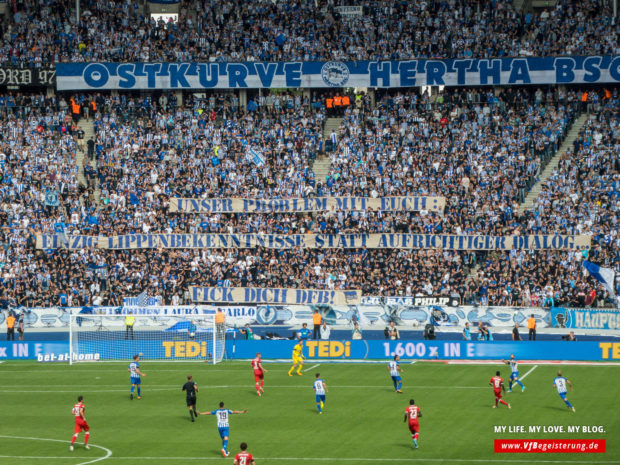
left=190, top=287, right=362, bottom=306
left=551, top=307, right=620, bottom=330
left=227, top=340, right=620, bottom=361
left=123, top=295, right=162, bottom=307
left=56, top=56, right=620, bottom=90
left=13, top=304, right=551, bottom=330
left=0, top=342, right=70, bottom=360
left=361, top=295, right=460, bottom=307
left=168, top=196, right=446, bottom=213
left=335, top=6, right=364, bottom=17
left=27, top=339, right=619, bottom=361
left=36, top=233, right=591, bottom=250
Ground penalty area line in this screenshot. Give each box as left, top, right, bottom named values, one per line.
left=303, top=363, right=321, bottom=372
left=0, top=434, right=112, bottom=465
left=519, top=365, right=538, bottom=381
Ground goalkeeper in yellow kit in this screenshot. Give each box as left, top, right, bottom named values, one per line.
left=288, top=341, right=305, bottom=376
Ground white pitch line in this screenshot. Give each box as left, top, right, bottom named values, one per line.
left=0, top=434, right=112, bottom=465
left=445, top=360, right=620, bottom=366
left=0, top=385, right=185, bottom=388
left=0, top=368, right=248, bottom=373
left=410, top=361, right=417, bottom=365
left=303, top=363, right=321, bottom=372
left=519, top=365, right=538, bottom=381
left=0, top=388, right=179, bottom=393
left=0, top=385, right=489, bottom=394
left=0, top=456, right=616, bottom=464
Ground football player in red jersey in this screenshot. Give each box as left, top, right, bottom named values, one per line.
left=251, top=352, right=268, bottom=396
left=404, top=399, right=422, bottom=448
left=490, top=371, right=511, bottom=409
left=234, top=442, right=256, bottom=465
left=70, top=395, right=90, bottom=451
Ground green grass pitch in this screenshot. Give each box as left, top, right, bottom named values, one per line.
left=0, top=361, right=618, bottom=465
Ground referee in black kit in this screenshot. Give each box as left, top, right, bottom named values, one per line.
left=182, top=375, right=199, bottom=422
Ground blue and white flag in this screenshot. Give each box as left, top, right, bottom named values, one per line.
left=136, top=290, right=149, bottom=307
left=583, top=261, right=616, bottom=296
left=275, top=34, right=287, bottom=47
left=45, top=189, right=60, bottom=207
left=246, top=148, right=265, bottom=167
left=54, top=222, right=68, bottom=247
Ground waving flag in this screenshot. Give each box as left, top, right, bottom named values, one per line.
left=54, top=222, right=68, bottom=247
left=583, top=261, right=616, bottom=296
left=246, top=148, right=265, bottom=167
left=136, top=290, right=149, bottom=307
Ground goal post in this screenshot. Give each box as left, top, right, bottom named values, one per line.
left=68, top=314, right=225, bottom=364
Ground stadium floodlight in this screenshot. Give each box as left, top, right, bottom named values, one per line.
left=68, top=314, right=224, bottom=364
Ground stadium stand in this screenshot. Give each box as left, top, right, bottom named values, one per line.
left=2, top=0, right=617, bottom=64
left=0, top=88, right=617, bottom=309
left=0, top=0, right=617, bottom=316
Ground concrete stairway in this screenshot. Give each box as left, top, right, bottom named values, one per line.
left=76, top=118, right=100, bottom=203
left=184, top=0, right=198, bottom=27
left=75, top=140, right=88, bottom=189
left=312, top=117, right=342, bottom=182
left=313, top=157, right=332, bottom=183
left=520, top=113, right=589, bottom=210
left=323, top=117, right=342, bottom=143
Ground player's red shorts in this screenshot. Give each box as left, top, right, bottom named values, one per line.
left=494, top=389, right=502, bottom=399
left=254, top=371, right=264, bottom=382
left=408, top=421, right=419, bottom=433
left=74, top=418, right=89, bottom=433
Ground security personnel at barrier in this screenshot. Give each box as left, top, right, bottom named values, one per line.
left=580, top=91, right=588, bottom=112
left=125, top=312, right=135, bottom=340
left=70, top=98, right=81, bottom=122
left=6, top=312, right=16, bottom=341
left=527, top=314, right=536, bottom=340
left=312, top=310, right=322, bottom=339
left=325, top=94, right=351, bottom=116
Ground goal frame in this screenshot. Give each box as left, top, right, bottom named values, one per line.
left=68, top=313, right=222, bottom=364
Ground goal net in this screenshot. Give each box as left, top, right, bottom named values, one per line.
left=68, top=314, right=225, bottom=364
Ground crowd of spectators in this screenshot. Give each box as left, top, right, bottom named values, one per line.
left=326, top=87, right=576, bottom=236
left=1, top=0, right=617, bottom=65
left=466, top=91, right=619, bottom=308
left=519, top=0, right=617, bottom=57
left=0, top=84, right=617, bottom=310
left=94, top=95, right=323, bottom=220
left=0, top=93, right=97, bottom=308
